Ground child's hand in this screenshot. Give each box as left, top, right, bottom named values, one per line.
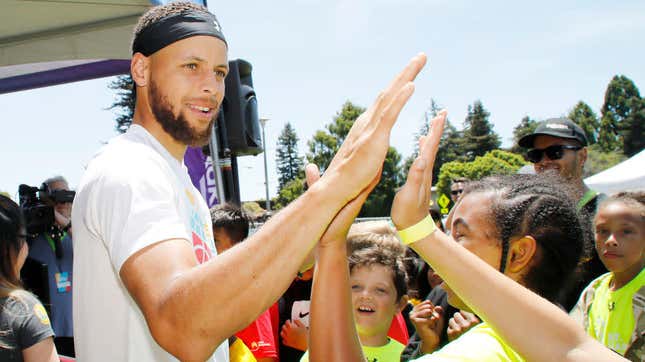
left=409, top=300, right=444, bottom=354
left=280, top=319, right=309, bottom=351
left=447, top=311, right=480, bottom=342
left=391, top=111, right=447, bottom=231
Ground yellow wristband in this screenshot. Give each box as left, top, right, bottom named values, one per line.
left=397, top=215, right=436, bottom=245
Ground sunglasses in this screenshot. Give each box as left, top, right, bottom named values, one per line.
left=527, top=145, right=582, bottom=163
left=451, top=189, right=463, bottom=196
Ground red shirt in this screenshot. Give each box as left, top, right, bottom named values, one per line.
left=235, top=309, right=278, bottom=358
left=387, top=312, right=409, bottom=345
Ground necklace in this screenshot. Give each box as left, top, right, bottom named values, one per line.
left=608, top=301, right=615, bottom=311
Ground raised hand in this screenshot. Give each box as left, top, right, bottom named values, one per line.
left=409, top=300, right=445, bottom=354
left=305, top=163, right=379, bottom=249
left=391, top=110, right=447, bottom=230
left=321, top=54, right=427, bottom=205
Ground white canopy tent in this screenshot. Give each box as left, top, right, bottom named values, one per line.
left=585, top=149, right=645, bottom=194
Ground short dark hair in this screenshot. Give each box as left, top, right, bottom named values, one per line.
left=462, top=173, right=584, bottom=303
left=210, top=203, right=250, bottom=244
left=131, top=1, right=211, bottom=53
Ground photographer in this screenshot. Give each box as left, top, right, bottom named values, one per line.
left=25, top=176, right=74, bottom=357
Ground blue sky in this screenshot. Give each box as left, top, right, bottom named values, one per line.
left=2, top=0, right=644, bottom=201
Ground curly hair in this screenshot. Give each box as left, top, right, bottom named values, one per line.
left=462, top=173, right=584, bottom=303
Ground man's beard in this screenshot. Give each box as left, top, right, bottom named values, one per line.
left=149, top=80, right=215, bottom=147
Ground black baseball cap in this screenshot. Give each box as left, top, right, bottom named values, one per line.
left=518, top=117, right=588, bottom=148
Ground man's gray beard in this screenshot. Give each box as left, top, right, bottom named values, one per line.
left=149, top=80, right=214, bottom=147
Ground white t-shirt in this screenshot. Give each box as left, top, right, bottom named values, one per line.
left=72, top=124, right=228, bottom=362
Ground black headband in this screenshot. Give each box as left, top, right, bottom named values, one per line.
left=132, top=11, right=227, bottom=56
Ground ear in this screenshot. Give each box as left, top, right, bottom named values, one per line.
left=397, top=295, right=409, bottom=312
left=506, top=236, right=537, bottom=274
left=131, top=53, right=149, bottom=87
left=578, top=147, right=588, bottom=168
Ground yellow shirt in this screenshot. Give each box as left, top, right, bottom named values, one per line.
left=414, top=322, right=524, bottom=361
left=587, top=269, right=645, bottom=355
left=300, top=337, right=405, bottom=362
left=230, top=337, right=257, bottom=362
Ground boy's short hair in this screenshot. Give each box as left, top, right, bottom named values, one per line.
left=347, top=221, right=408, bottom=300
left=210, top=203, right=250, bottom=244
left=346, top=220, right=405, bottom=256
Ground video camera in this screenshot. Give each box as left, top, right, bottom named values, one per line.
left=18, top=183, right=75, bottom=237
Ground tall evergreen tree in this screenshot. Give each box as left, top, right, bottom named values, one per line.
left=403, top=99, right=465, bottom=183
left=600, top=75, right=644, bottom=156
left=597, top=115, right=621, bottom=152
left=568, top=101, right=600, bottom=145
left=108, top=75, right=136, bottom=133
left=462, top=100, right=500, bottom=159
left=509, top=116, right=538, bottom=154
left=275, top=122, right=304, bottom=191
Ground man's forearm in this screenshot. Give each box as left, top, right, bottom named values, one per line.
left=157, top=175, right=350, bottom=353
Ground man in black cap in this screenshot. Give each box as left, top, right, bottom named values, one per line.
left=71, top=2, right=428, bottom=361
left=518, top=117, right=602, bottom=214
left=518, top=117, right=606, bottom=310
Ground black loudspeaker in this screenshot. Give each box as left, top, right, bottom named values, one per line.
left=219, top=59, right=262, bottom=156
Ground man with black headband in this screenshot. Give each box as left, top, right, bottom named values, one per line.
left=73, top=2, right=427, bottom=361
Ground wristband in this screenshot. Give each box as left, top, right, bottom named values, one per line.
left=396, top=215, right=436, bottom=245
left=297, top=261, right=315, bottom=277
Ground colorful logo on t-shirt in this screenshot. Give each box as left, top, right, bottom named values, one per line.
left=192, top=232, right=212, bottom=264
left=34, top=303, right=51, bottom=325
left=183, top=188, right=217, bottom=263
left=250, top=341, right=272, bottom=352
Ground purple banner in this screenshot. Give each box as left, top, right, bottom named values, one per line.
left=185, top=147, right=219, bottom=207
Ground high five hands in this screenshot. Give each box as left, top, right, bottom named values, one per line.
left=318, top=54, right=428, bottom=206
left=391, top=110, right=447, bottom=230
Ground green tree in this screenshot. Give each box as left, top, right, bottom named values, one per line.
left=403, top=99, right=465, bottom=183
left=600, top=75, right=644, bottom=156
left=360, top=147, right=402, bottom=217
left=306, top=101, right=365, bottom=172
left=597, top=115, right=621, bottom=152
left=274, top=177, right=306, bottom=209
left=435, top=150, right=527, bottom=206
left=275, top=122, right=304, bottom=191
left=463, top=100, right=500, bottom=159
left=568, top=101, right=600, bottom=145
left=108, top=75, right=136, bottom=133
left=305, top=100, right=403, bottom=216
left=509, top=116, right=538, bottom=154
left=619, top=97, right=645, bottom=157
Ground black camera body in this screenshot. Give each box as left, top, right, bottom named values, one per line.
left=18, top=183, right=75, bottom=237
